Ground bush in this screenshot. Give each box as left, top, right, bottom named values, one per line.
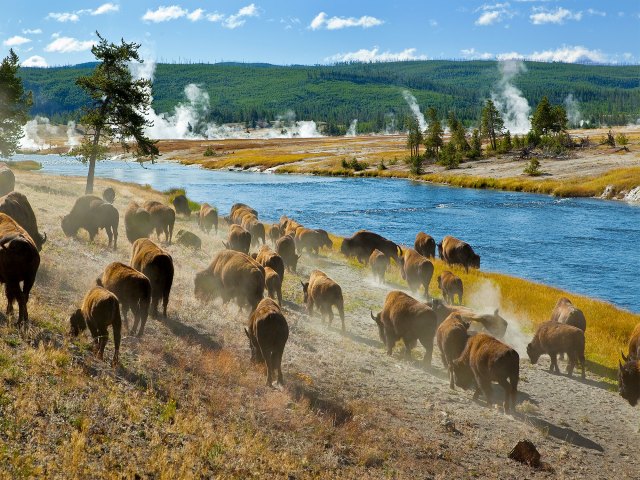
left=538, top=134, right=566, bottom=155
left=341, top=158, right=366, bottom=171
left=523, top=158, right=542, bottom=176
left=438, top=143, right=461, bottom=170
left=377, top=160, right=387, bottom=171
left=203, top=146, right=216, bottom=157
left=408, top=156, right=423, bottom=175
left=615, top=133, right=629, bottom=146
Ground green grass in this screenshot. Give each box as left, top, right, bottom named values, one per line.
left=164, top=187, right=201, bottom=211
left=6, top=160, right=43, bottom=171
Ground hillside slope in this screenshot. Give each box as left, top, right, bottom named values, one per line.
left=20, top=61, right=640, bottom=130
left=1, top=170, right=639, bottom=478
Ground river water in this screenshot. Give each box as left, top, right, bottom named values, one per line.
left=19, top=154, right=640, bottom=312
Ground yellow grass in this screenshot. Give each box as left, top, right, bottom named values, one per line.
left=181, top=150, right=326, bottom=169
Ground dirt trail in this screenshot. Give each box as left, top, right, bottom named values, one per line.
left=12, top=170, right=640, bottom=478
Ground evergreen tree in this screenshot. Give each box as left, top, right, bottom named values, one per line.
left=72, top=33, right=159, bottom=194
left=0, top=49, right=32, bottom=158
left=498, top=130, right=512, bottom=153
left=480, top=99, right=503, bottom=150
left=406, top=117, right=422, bottom=159
left=469, top=129, right=483, bottom=159
left=424, top=107, right=443, bottom=158
left=551, top=105, right=568, bottom=133
left=448, top=111, right=469, bottom=153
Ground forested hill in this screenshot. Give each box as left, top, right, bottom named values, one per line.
left=20, top=60, right=640, bottom=132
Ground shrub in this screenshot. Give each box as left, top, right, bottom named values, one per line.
left=408, top=156, right=423, bottom=175
left=341, top=158, right=367, bottom=171
left=615, top=133, right=629, bottom=146
left=377, top=160, right=387, bottom=171
left=438, top=143, right=461, bottom=170
left=523, top=158, right=542, bottom=176
left=203, top=146, right=216, bottom=157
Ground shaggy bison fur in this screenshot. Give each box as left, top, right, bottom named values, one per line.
left=527, top=321, right=586, bottom=379
left=131, top=239, right=174, bottom=318
left=438, top=235, right=480, bottom=272
left=0, top=191, right=46, bottom=251
left=302, top=270, right=345, bottom=331
left=436, top=313, right=470, bottom=388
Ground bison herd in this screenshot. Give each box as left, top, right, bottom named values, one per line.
left=1, top=179, right=639, bottom=409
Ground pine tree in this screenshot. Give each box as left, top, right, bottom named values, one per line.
left=405, top=117, right=423, bottom=159
left=424, top=107, right=443, bottom=158
left=0, top=49, right=32, bottom=158
left=469, top=129, right=483, bottom=159
left=480, top=99, right=503, bottom=150
left=448, top=111, right=469, bottom=153
left=72, top=32, right=159, bottom=194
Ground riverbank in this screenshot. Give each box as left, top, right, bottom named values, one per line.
left=3, top=169, right=640, bottom=477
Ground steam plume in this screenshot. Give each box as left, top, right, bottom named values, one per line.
left=564, top=94, right=582, bottom=127
left=346, top=119, right=358, bottom=137
left=491, top=60, right=531, bottom=134
left=401, top=90, right=427, bottom=132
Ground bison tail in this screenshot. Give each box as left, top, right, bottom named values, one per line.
left=96, top=276, right=103, bottom=287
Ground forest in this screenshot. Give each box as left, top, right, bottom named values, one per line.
left=19, top=60, right=640, bottom=133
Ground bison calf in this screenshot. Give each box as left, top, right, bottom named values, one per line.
left=550, top=297, right=586, bottom=332
left=245, top=298, right=289, bottom=386
left=70, top=286, right=122, bottom=367
left=398, top=248, right=434, bottom=298
left=369, top=249, right=389, bottom=283
left=276, top=234, right=300, bottom=273
left=62, top=195, right=119, bottom=249
left=143, top=200, right=175, bottom=244
left=371, top=290, right=437, bottom=367
left=414, top=232, right=435, bottom=258
left=224, top=224, right=251, bottom=254
left=436, top=313, right=470, bottom=388
left=131, top=239, right=174, bottom=318
left=527, top=321, right=585, bottom=379
left=452, top=333, right=519, bottom=413
left=264, top=266, right=283, bottom=306
left=619, top=359, right=640, bottom=407
left=124, top=201, right=154, bottom=244
left=302, top=270, right=345, bottom=331
left=97, top=262, right=151, bottom=337
left=437, top=271, right=463, bottom=305
left=198, top=203, right=218, bottom=234
left=175, top=229, right=202, bottom=250
left=438, top=235, right=480, bottom=272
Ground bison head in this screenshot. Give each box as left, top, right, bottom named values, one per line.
left=526, top=341, right=542, bottom=365
left=437, top=242, right=443, bottom=259
left=470, top=253, right=481, bottom=269
left=194, top=271, right=215, bottom=302
left=301, top=281, right=310, bottom=303
left=61, top=215, right=78, bottom=237
left=452, top=359, right=474, bottom=390
left=340, top=238, right=351, bottom=256
left=370, top=311, right=386, bottom=344
left=69, top=309, right=86, bottom=336
left=244, top=328, right=263, bottom=363
left=619, top=359, right=640, bottom=407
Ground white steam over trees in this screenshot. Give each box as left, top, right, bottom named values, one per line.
left=491, top=60, right=531, bottom=135
left=71, top=33, right=159, bottom=194
left=0, top=49, right=32, bottom=158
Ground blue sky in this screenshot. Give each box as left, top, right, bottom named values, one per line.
left=2, top=1, right=639, bottom=67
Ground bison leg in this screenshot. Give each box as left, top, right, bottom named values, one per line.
left=122, top=304, right=132, bottom=333
left=385, top=333, right=397, bottom=356
left=5, top=283, right=17, bottom=317
left=579, top=353, right=586, bottom=380
left=326, top=307, right=334, bottom=327
left=277, top=287, right=282, bottom=307
left=150, top=293, right=160, bottom=318
left=448, top=366, right=455, bottom=389
left=306, top=299, right=314, bottom=318
left=419, top=336, right=434, bottom=368
left=549, top=352, right=559, bottom=374
left=497, top=378, right=513, bottom=413
left=337, top=300, right=345, bottom=332
left=566, top=352, right=576, bottom=377
left=262, top=347, right=274, bottom=386
left=274, top=349, right=284, bottom=386
left=162, top=293, right=169, bottom=319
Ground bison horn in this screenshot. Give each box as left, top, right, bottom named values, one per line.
left=244, top=328, right=250, bottom=338
left=621, top=351, right=629, bottom=362
left=370, top=310, right=377, bottom=322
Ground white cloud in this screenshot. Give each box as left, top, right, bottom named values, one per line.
left=223, top=3, right=259, bottom=29
left=530, top=7, right=582, bottom=24
left=461, top=48, right=495, bottom=60
left=21, top=55, right=48, bottom=67
left=475, top=3, right=514, bottom=26
left=187, top=8, right=204, bottom=21
left=91, top=3, right=120, bottom=15
left=22, top=28, right=43, bottom=35
left=47, top=12, right=80, bottom=22
left=309, top=11, right=383, bottom=30
left=45, top=36, right=95, bottom=53
left=207, top=13, right=224, bottom=22
left=587, top=8, right=606, bottom=17
left=3, top=35, right=31, bottom=47
left=528, top=45, right=605, bottom=62
left=326, top=47, right=427, bottom=63
left=142, top=5, right=188, bottom=23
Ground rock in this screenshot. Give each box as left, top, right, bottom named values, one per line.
left=624, top=186, right=640, bottom=203
left=509, top=439, right=541, bottom=467
left=601, top=185, right=616, bottom=199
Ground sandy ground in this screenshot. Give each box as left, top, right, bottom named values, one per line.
left=8, top=169, right=640, bottom=478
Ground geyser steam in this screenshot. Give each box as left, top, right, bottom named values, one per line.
left=491, top=61, right=531, bottom=134
left=402, top=90, right=427, bottom=132
left=346, top=119, right=358, bottom=137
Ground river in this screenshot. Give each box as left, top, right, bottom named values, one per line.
left=18, top=154, right=640, bottom=313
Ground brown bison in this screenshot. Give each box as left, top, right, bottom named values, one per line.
left=0, top=213, right=40, bottom=327
left=0, top=192, right=46, bottom=251
left=0, top=164, right=15, bottom=197
left=370, top=290, right=437, bottom=367
left=224, top=224, right=251, bottom=254
left=131, top=239, right=174, bottom=318
left=230, top=203, right=258, bottom=221
left=430, top=299, right=508, bottom=339
left=242, top=216, right=266, bottom=246
left=398, top=248, right=434, bottom=297
left=69, top=286, right=121, bottom=367
left=254, top=245, right=285, bottom=282
left=438, top=235, right=480, bottom=272
left=198, top=203, right=218, bottom=234
left=302, top=270, right=345, bottom=332
left=266, top=223, right=281, bottom=245
left=102, top=187, right=115, bottom=204
left=369, top=249, right=389, bottom=283
left=276, top=234, right=300, bottom=273
left=437, top=271, right=463, bottom=305
left=436, top=313, right=470, bottom=388
left=527, top=321, right=586, bottom=379
left=175, top=229, right=201, bottom=250
left=452, top=333, right=519, bottom=413
left=550, top=297, right=586, bottom=332
left=97, top=262, right=151, bottom=337
left=341, top=230, right=402, bottom=264
left=295, top=228, right=332, bottom=255
left=245, top=298, right=289, bottom=386
left=172, top=194, right=191, bottom=217
left=124, top=201, right=154, bottom=244
left=414, top=232, right=436, bottom=258
left=264, top=266, right=283, bottom=306
left=62, top=195, right=119, bottom=248
left=194, top=249, right=264, bottom=311
left=142, top=200, right=175, bottom=244
left=619, top=359, right=640, bottom=407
